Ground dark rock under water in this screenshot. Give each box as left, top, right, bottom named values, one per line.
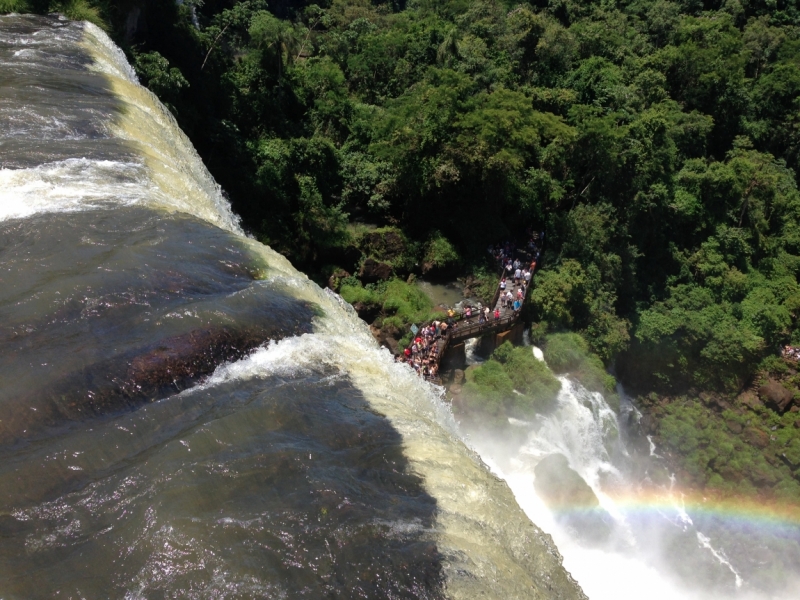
left=0, top=207, right=315, bottom=446
left=534, top=453, right=613, bottom=546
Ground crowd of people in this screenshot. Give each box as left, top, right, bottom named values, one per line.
left=499, top=259, right=533, bottom=314
left=782, top=344, right=800, bottom=361
left=397, top=233, right=543, bottom=382
left=397, top=321, right=446, bottom=380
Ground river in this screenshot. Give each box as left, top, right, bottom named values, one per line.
left=0, top=14, right=582, bottom=598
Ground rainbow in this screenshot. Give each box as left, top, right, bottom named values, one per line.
left=548, top=489, right=800, bottom=532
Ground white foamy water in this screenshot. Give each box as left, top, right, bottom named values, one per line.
left=0, top=158, right=152, bottom=220
left=461, top=362, right=800, bottom=600
left=0, top=18, right=240, bottom=232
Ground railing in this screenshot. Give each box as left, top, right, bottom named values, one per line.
left=448, top=312, right=519, bottom=343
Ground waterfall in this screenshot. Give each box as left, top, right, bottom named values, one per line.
left=460, top=347, right=800, bottom=599
left=0, top=14, right=585, bottom=598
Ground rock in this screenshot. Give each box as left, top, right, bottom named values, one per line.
left=743, top=427, right=770, bottom=449
left=369, top=322, right=401, bottom=355
left=361, top=229, right=406, bottom=262
left=534, top=454, right=600, bottom=510
left=352, top=301, right=380, bottom=322
left=124, top=5, right=143, bottom=41
left=700, top=391, right=731, bottom=411
left=358, top=258, right=392, bottom=283
left=712, top=397, right=731, bottom=411
left=737, top=390, right=762, bottom=411
left=597, top=470, right=623, bottom=496
left=759, top=380, right=794, bottom=413
left=327, top=269, right=350, bottom=292
left=11, top=321, right=313, bottom=443
left=534, top=454, right=612, bottom=546
left=383, top=336, right=399, bottom=355
left=449, top=384, right=463, bottom=397
left=726, top=420, right=743, bottom=434
left=453, top=369, right=465, bottom=385
left=794, top=419, right=800, bottom=429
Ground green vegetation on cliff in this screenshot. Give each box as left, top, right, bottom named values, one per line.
left=340, top=276, right=445, bottom=345
left=540, top=331, right=620, bottom=406
left=640, top=386, right=800, bottom=501
left=461, top=341, right=560, bottom=426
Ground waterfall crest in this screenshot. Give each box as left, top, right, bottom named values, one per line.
left=0, top=14, right=584, bottom=598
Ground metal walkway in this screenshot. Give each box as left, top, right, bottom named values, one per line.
left=403, top=257, right=535, bottom=382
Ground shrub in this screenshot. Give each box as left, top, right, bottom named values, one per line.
left=0, top=0, right=30, bottom=12
left=466, top=360, right=514, bottom=398
left=490, top=341, right=515, bottom=364
left=422, top=231, right=460, bottom=273
left=382, top=278, right=441, bottom=325
left=529, top=321, right=549, bottom=344
left=341, top=278, right=445, bottom=344
left=354, top=226, right=418, bottom=273
left=133, top=51, right=189, bottom=114
left=542, top=332, right=616, bottom=394
left=504, top=348, right=561, bottom=409
left=462, top=343, right=562, bottom=421
left=468, top=266, right=501, bottom=306
left=759, top=354, right=789, bottom=376
left=543, top=332, right=589, bottom=373
left=654, top=397, right=800, bottom=498
left=339, top=281, right=380, bottom=306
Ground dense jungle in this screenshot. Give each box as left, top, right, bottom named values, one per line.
left=4, top=0, right=800, bottom=505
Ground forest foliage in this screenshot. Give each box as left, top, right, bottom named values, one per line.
left=5, top=0, right=800, bottom=394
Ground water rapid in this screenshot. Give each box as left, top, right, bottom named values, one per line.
left=459, top=348, right=800, bottom=599
left=0, top=15, right=584, bottom=598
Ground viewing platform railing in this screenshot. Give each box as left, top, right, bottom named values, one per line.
left=447, top=312, right=519, bottom=344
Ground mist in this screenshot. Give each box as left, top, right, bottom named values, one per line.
left=456, top=347, right=800, bottom=600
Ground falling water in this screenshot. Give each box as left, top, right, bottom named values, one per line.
left=459, top=347, right=800, bottom=599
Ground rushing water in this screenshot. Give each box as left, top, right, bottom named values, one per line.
left=0, top=15, right=584, bottom=598
left=458, top=348, right=800, bottom=600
